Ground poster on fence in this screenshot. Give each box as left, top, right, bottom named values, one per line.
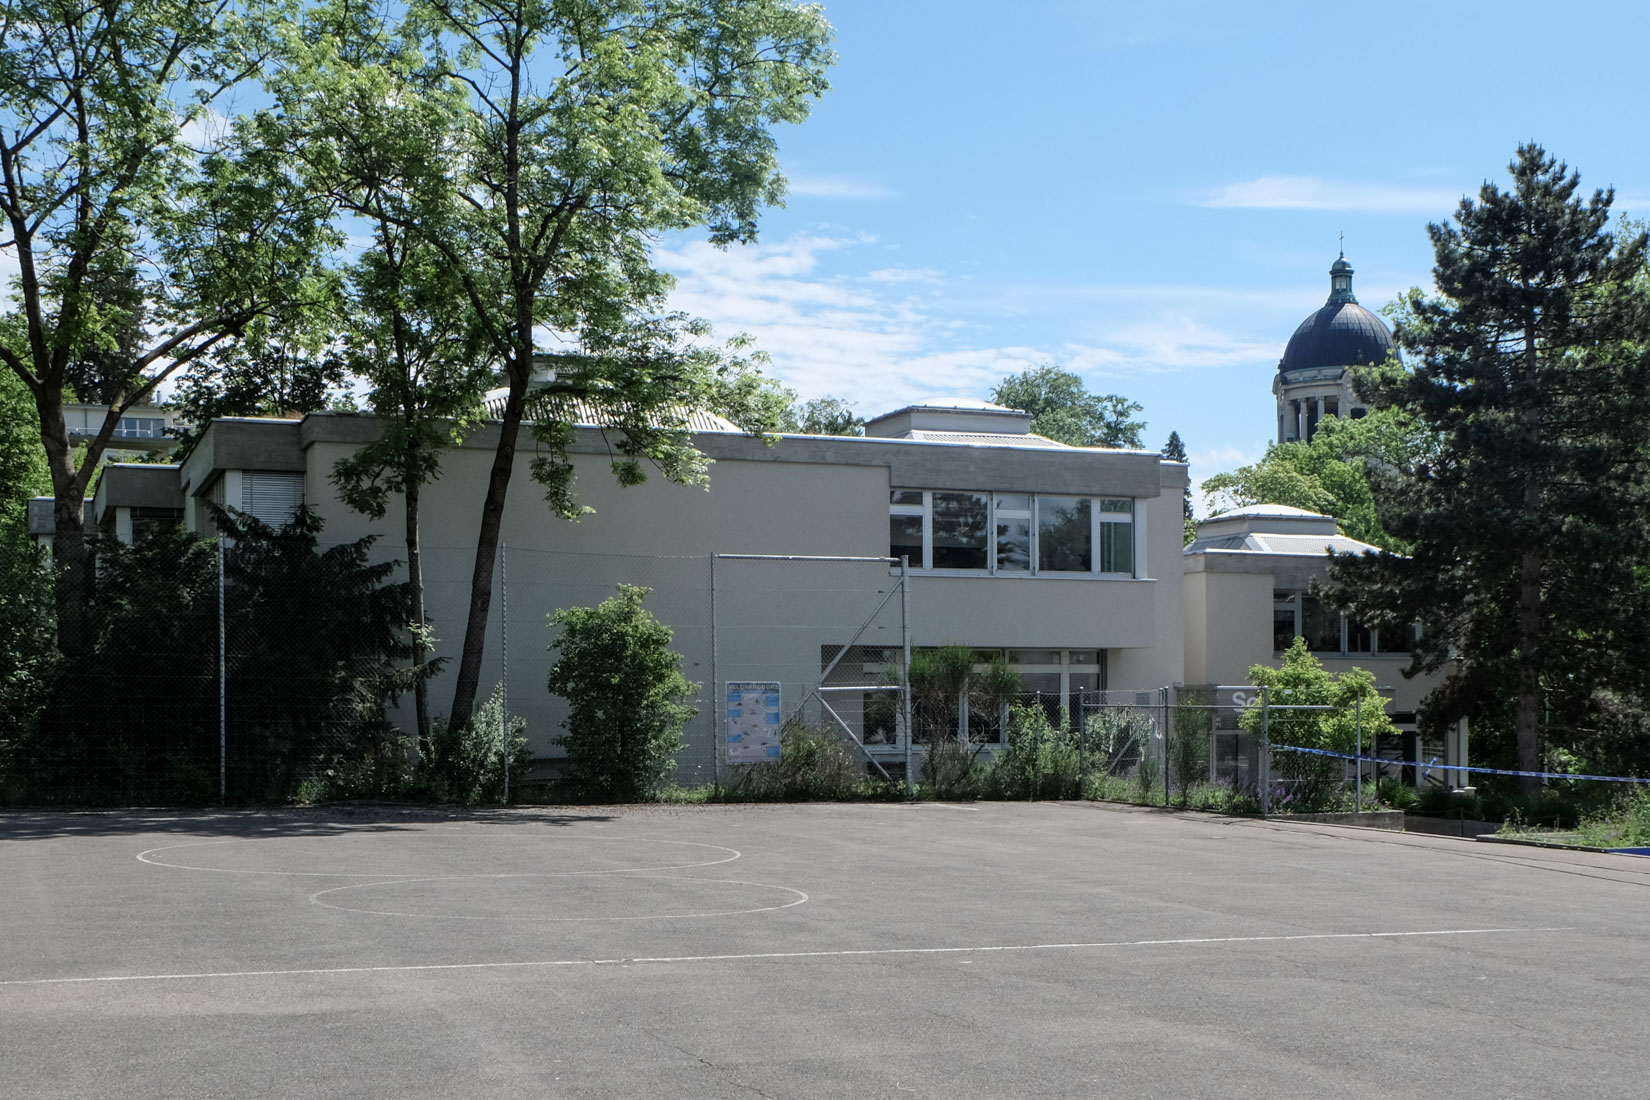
left=725, top=682, right=782, bottom=762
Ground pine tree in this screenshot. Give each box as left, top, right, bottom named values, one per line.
left=1160, top=430, right=1196, bottom=544
left=1329, top=145, right=1650, bottom=789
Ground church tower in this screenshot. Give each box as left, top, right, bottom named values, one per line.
left=1273, top=254, right=1399, bottom=444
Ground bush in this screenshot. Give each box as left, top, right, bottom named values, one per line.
left=991, top=704, right=1082, bottom=800
left=745, top=722, right=866, bottom=800
left=416, top=684, right=529, bottom=804
left=548, top=584, right=696, bottom=803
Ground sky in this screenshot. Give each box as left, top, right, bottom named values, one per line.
left=653, top=0, right=1650, bottom=512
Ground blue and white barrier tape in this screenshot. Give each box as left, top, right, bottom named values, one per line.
left=1270, top=744, right=1650, bottom=785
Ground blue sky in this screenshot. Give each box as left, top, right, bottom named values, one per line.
left=656, top=0, right=1650, bottom=510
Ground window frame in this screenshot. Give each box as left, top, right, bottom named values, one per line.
left=890, top=489, right=1137, bottom=578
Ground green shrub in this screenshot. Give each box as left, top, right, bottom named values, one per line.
left=417, top=684, right=528, bottom=804
left=548, top=584, right=696, bottom=803
left=991, top=703, right=1082, bottom=800
left=747, top=723, right=862, bottom=800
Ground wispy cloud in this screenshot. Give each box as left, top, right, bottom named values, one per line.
left=656, top=233, right=1284, bottom=416
left=1200, top=175, right=1461, bottom=213
left=784, top=173, right=895, bottom=200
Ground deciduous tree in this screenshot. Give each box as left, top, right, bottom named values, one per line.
left=379, top=0, right=834, bottom=728
left=991, top=364, right=1144, bottom=448
left=0, top=0, right=338, bottom=654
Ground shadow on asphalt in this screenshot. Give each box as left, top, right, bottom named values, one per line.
left=0, top=806, right=616, bottom=842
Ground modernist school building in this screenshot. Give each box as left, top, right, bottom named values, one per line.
left=37, top=255, right=1461, bottom=781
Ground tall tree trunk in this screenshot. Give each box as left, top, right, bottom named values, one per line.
left=404, top=470, right=431, bottom=751
left=1516, top=544, right=1542, bottom=797
left=448, top=376, right=526, bottom=729
left=35, top=385, right=92, bottom=659
left=1515, top=325, right=1543, bottom=797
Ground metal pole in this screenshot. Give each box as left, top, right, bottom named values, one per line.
left=218, top=537, right=226, bottom=804
left=500, top=541, right=509, bottom=804
left=1259, top=685, right=1271, bottom=817
left=900, top=556, right=913, bottom=800
left=1354, top=695, right=1363, bottom=813
left=710, top=553, right=720, bottom=791
left=1162, top=687, right=1170, bottom=807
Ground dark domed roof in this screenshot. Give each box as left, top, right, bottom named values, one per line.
left=1278, top=256, right=1399, bottom=377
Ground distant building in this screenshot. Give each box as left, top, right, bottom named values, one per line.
left=1273, top=255, right=1399, bottom=444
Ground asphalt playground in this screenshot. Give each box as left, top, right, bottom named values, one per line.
left=3, top=800, right=1647, bottom=1098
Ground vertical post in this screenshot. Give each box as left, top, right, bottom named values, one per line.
left=1259, top=685, right=1271, bottom=817
left=1162, top=687, right=1170, bottom=807
left=900, top=556, right=914, bottom=800
left=1354, top=695, right=1363, bottom=813
left=218, top=537, right=227, bottom=805
left=499, top=541, right=509, bottom=804
left=710, top=554, right=720, bottom=790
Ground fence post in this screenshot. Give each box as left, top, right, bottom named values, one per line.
left=1354, top=695, right=1362, bottom=813
left=500, top=540, right=509, bottom=804
left=900, top=555, right=913, bottom=800
left=1259, top=685, right=1271, bottom=817
left=218, top=536, right=227, bottom=805
left=710, top=554, right=720, bottom=791
left=1162, top=687, right=1170, bottom=807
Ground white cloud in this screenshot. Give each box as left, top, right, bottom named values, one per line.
left=784, top=174, right=895, bottom=200
left=1200, top=175, right=1461, bottom=213
left=656, top=232, right=1294, bottom=417
left=864, top=267, right=943, bottom=284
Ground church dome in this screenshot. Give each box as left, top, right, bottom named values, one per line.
left=1277, top=256, right=1398, bottom=377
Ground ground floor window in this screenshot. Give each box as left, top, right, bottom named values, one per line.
left=829, top=645, right=1107, bottom=747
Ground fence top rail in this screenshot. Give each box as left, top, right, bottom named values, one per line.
left=714, top=554, right=900, bottom=563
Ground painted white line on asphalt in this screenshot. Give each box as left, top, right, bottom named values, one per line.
left=0, top=927, right=1573, bottom=988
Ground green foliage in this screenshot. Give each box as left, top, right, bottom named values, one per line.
left=0, top=0, right=340, bottom=653
left=908, top=646, right=1022, bottom=746
left=328, top=0, right=836, bottom=726
left=417, top=685, right=530, bottom=805
left=1331, top=146, right=1650, bottom=789
left=1161, top=430, right=1196, bottom=544
left=548, top=585, right=697, bottom=803
left=1201, top=408, right=1425, bottom=550
left=991, top=364, right=1146, bottom=449
left=745, top=723, right=868, bottom=800
left=991, top=704, right=1083, bottom=800
left=1241, top=639, right=1398, bottom=811
left=1169, top=695, right=1213, bottom=806
left=784, top=395, right=865, bottom=436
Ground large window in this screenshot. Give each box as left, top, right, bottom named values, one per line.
left=891, top=490, right=1135, bottom=577
left=1273, top=589, right=1409, bottom=655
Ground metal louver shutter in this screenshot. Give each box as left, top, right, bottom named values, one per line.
left=242, top=472, right=304, bottom=528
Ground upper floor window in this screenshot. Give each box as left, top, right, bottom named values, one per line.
left=113, top=416, right=165, bottom=439
left=891, top=490, right=1134, bottom=576
left=1273, top=589, right=1412, bottom=655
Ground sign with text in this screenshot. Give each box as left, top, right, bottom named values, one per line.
left=725, top=682, right=782, bottom=762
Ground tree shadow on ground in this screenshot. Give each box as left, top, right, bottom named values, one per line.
left=0, top=805, right=617, bottom=842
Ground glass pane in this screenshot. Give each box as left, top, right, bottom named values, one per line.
left=1037, top=496, right=1091, bottom=572
left=1069, top=650, right=1098, bottom=664
left=890, top=514, right=924, bottom=568
left=1068, top=671, right=1099, bottom=722
left=996, top=518, right=1030, bottom=571
left=1098, top=498, right=1133, bottom=514
left=996, top=494, right=1030, bottom=511
left=1273, top=607, right=1297, bottom=652
left=1347, top=620, right=1373, bottom=653
left=1098, top=520, right=1133, bottom=574
left=1009, top=649, right=1062, bottom=665
left=890, top=490, right=923, bottom=506
left=1302, top=595, right=1341, bottom=653
left=931, top=492, right=989, bottom=569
